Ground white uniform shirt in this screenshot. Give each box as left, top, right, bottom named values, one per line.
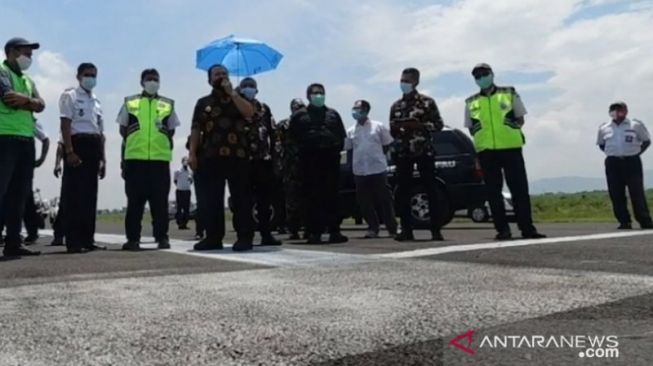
left=174, top=168, right=193, bottom=191
left=344, top=119, right=394, bottom=176
left=597, top=118, right=650, bottom=157
left=58, top=86, right=103, bottom=135
left=115, top=95, right=181, bottom=130
left=34, top=121, right=48, bottom=142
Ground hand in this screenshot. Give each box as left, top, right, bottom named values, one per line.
left=188, top=153, right=198, bottom=171
left=35, top=158, right=45, bottom=168
left=66, top=152, right=82, bottom=167
left=99, top=160, right=106, bottom=179
left=221, top=79, right=234, bottom=96
left=53, top=165, right=62, bottom=178
left=2, top=92, right=31, bottom=108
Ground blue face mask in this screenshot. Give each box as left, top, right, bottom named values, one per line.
left=241, top=87, right=257, bottom=100
left=352, top=110, right=367, bottom=121
left=80, top=77, right=96, bottom=91
left=310, top=94, right=326, bottom=107
left=400, top=82, right=414, bottom=94
left=475, top=74, right=494, bottom=89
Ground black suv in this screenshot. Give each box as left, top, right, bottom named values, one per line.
left=338, top=126, right=487, bottom=228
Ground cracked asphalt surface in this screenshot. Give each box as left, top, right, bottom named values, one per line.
left=0, top=222, right=651, bottom=365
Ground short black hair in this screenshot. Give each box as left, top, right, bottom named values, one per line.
left=141, top=68, right=159, bottom=82
left=402, top=67, right=420, bottom=81
left=77, top=62, right=97, bottom=76
left=306, top=83, right=325, bottom=98
left=354, top=100, right=371, bottom=113
left=207, top=64, right=228, bottom=80
left=609, top=101, right=628, bottom=111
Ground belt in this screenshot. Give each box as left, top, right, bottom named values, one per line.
left=72, top=133, right=102, bottom=140
left=607, top=155, right=639, bottom=160
left=0, top=135, right=34, bottom=142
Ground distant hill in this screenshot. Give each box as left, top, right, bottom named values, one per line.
left=530, top=170, right=653, bottom=194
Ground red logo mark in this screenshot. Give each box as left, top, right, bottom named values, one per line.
left=449, top=330, right=476, bottom=355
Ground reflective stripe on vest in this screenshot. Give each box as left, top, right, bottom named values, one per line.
left=466, top=87, right=524, bottom=152
left=123, top=95, right=173, bottom=161
left=0, top=62, right=34, bottom=137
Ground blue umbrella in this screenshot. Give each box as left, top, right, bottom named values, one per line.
left=196, top=35, right=283, bottom=77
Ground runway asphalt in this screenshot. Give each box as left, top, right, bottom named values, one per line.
left=0, top=221, right=651, bottom=365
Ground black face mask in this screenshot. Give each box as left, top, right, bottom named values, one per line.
left=212, top=77, right=224, bottom=90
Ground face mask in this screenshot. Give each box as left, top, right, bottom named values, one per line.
left=352, top=110, right=367, bottom=121
left=241, top=87, right=257, bottom=100
left=310, top=94, right=326, bottom=107
left=16, top=55, right=32, bottom=71
left=400, top=82, right=414, bottom=94
left=475, top=74, right=494, bottom=89
left=143, top=81, right=160, bottom=95
left=80, top=77, right=96, bottom=91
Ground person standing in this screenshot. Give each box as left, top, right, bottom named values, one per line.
left=597, top=101, right=653, bottom=230
left=464, top=63, right=545, bottom=240
left=174, top=157, right=193, bottom=230
left=276, top=98, right=306, bottom=240
left=59, top=62, right=106, bottom=253
left=188, top=64, right=255, bottom=252
left=117, top=69, right=179, bottom=251
left=345, top=100, right=398, bottom=239
left=289, top=84, right=348, bottom=244
left=0, top=37, right=44, bottom=257
left=390, top=67, right=444, bottom=242
left=239, top=77, right=282, bottom=246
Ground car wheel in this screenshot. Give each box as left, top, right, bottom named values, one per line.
left=470, top=207, right=489, bottom=223
left=408, top=185, right=453, bottom=229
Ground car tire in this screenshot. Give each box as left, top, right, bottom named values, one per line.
left=403, top=184, right=454, bottom=229
left=469, top=207, right=490, bottom=223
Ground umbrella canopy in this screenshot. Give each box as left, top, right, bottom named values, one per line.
left=196, top=35, right=283, bottom=77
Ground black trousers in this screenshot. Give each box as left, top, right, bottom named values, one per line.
left=299, top=150, right=342, bottom=236
left=124, top=160, right=170, bottom=242
left=193, top=178, right=204, bottom=236
left=605, top=156, right=652, bottom=226
left=62, top=135, right=101, bottom=248
left=478, top=148, right=536, bottom=235
left=197, top=157, right=253, bottom=244
left=0, top=136, right=35, bottom=248
left=175, top=190, right=191, bottom=227
left=395, top=156, right=441, bottom=232
left=250, top=160, right=276, bottom=236
left=52, top=181, right=65, bottom=241
left=270, top=174, right=286, bottom=231
left=22, top=184, right=39, bottom=237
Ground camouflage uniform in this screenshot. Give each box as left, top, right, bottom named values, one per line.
left=276, top=117, right=304, bottom=235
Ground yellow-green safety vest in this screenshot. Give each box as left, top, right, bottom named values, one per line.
left=123, top=95, right=174, bottom=161
left=0, top=62, right=35, bottom=137
left=466, top=86, right=525, bottom=152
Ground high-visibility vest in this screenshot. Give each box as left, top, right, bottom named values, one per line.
left=466, top=86, right=525, bottom=152
left=0, top=62, right=35, bottom=137
left=123, top=95, right=174, bottom=161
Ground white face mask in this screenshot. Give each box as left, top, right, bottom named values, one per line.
left=143, top=81, right=160, bottom=95
left=16, top=55, right=32, bottom=71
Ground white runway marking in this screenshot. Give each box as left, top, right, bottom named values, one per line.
left=40, top=229, right=653, bottom=266
left=376, top=230, right=653, bottom=259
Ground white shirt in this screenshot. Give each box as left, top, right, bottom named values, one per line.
left=34, top=121, right=48, bottom=142
left=174, top=168, right=193, bottom=191
left=597, top=118, right=650, bottom=157
left=58, top=86, right=104, bottom=135
left=344, top=119, right=394, bottom=176
left=115, top=95, right=181, bottom=130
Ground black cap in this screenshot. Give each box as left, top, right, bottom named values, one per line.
left=472, top=63, right=492, bottom=75
left=5, top=37, right=40, bottom=51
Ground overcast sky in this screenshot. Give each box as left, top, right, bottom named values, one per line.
left=2, top=0, right=653, bottom=209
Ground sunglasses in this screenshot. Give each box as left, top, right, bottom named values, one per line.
left=473, top=70, right=492, bottom=79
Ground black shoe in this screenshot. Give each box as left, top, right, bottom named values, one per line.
left=431, top=230, right=444, bottom=241
left=522, top=232, right=547, bottom=239
left=157, top=238, right=171, bottom=250
left=394, top=231, right=415, bottom=242
left=122, top=241, right=141, bottom=251
left=260, top=235, right=282, bottom=246
left=495, top=231, right=512, bottom=241
left=4, top=245, right=41, bottom=257
left=302, top=232, right=309, bottom=240
left=328, top=233, right=349, bottom=244
left=306, top=234, right=323, bottom=244
left=618, top=223, right=633, bottom=230
left=288, top=232, right=300, bottom=240
left=277, top=227, right=287, bottom=235
left=193, top=239, right=223, bottom=251
left=24, top=235, right=39, bottom=244
left=66, top=247, right=86, bottom=254
left=641, top=222, right=653, bottom=230
left=50, top=237, right=64, bottom=246
left=232, top=241, right=253, bottom=252
left=85, top=243, right=107, bottom=251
